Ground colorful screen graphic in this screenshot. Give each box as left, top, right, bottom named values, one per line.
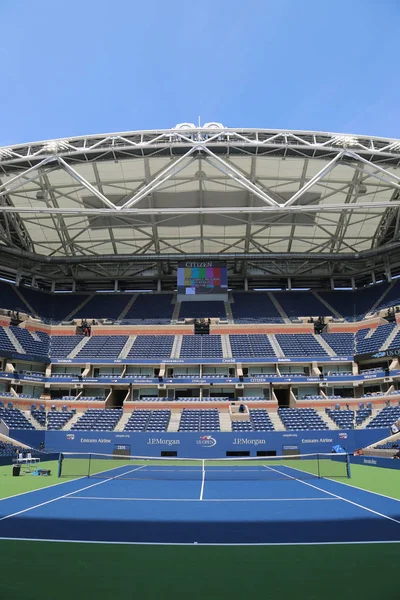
left=177, top=262, right=228, bottom=295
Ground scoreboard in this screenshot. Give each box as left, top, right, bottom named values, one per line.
left=177, top=261, right=228, bottom=295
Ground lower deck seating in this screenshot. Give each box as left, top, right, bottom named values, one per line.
left=178, top=408, right=220, bottom=432
left=278, top=407, right=329, bottom=430
left=367, top=406, right=400, bottom=428
left=0, top=406, right=35, bottom=429
left=71, top=409, right=122, bottom=431
left=123, top=409, right=171, bottom=432
left=231, top=408, right=274, bottom=432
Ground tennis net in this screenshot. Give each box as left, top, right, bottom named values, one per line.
left=58, top=452, right=351, bottom=481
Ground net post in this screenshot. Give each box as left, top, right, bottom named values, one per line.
left=88, top=453, right=91, bottom=478
left=346, top=453, right=351, bottom=478
left=317, top=453, right=321, bottom=478
left=57, top=453, right=63, bottom=478
left=202, top=458, right=205, bottom=474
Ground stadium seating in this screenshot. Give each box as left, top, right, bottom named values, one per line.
left=50, top=336, right=82, bottom=358
left=10, top=327, right=49, bottom=357
left=127, top=335, right=174, bottom=359
left=0, top=327, right=18, bottom=354
left=74, top=294, right=131, bottom=320
left=124, top=409, right=171, bottom=432
left=321, top=333, right=354, bottom=356
left=231, top=408, right=274, bottom=432
left=179, top=301, right=226, bottom=319
left=231, top=292, right=283, bottom=323
left=273, top=291, right=331, bottom=318
left=0, top=406, right=35, bottom=429
left=278, top=408, right=329, bottom=430
left=355, top=323, right=395, bottom=355
left=229, top=334, right=276, bottom=358
left=275, top=334, right=328, bottom=357
left=75, top=335, right=128, bottom=359
left=326, top=407, right=371, bottom=429
left=366, top=406, right=400, bottom=428
left=178, top=408, right=220, bottom=431
left=71, top=409, right=122, bottom=431
left=0, top=281, right=31, bottom=313
left=124, top=294, right=174, bottom=324
left=180, top=335, right=223, bottom=358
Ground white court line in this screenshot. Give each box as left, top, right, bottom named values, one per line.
left=263, top=465, right=400, bottom=526
left=0, top=536, right=398, bottom=547
left=64, top=496, right=341, bottom=502
left=0, top=465, right=146, bottom=522
left=200, top=467, right=205, bottom=501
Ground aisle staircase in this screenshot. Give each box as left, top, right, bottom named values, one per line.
left=219, top=410, right=232, bottom=432
left=167, top=410, right=181, bottom=432
left=114, top=412, right=132, bottom=432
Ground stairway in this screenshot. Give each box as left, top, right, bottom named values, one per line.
left=118, top=295, right=137, bottom=320
left=68, top=336, right=90, bottom=358
left=23, top=410, right=45, bottom=430
left=65, top=294, right=93, bottom=321
left=369, top=281, right=396, bottom=315
left=172, top=300, right=181, bottom=323
left=114, top=411, right=132, bottom=432
left=315, top=408, right=339, bottom=430
left=268, top=410, right=286, bottom=431
left=219, top=410, right=232, bottom=432
left=312, top=291, right=342, bottom=319
left=167, top=410, right=182, bottom=432
left=380, top=324, right=400, bottom=351
left=170, top=335, right=183, bottom=359
left=314, top=334, right=336, bottom=357
left=63, top=412, right=83, bottom=430
left=268, top=292, right=290, bottom=322
left=29, top=330, right=42, bottom=342
left=221, top=334, right=232, bottom=358
left=357, top=407, right=380, bottom=429
left=4, top=328, right=25, bottom=354
left=224, top=300, right=234, bottom=323
left=268, top=334, right=284, bottom=358
left=118, top=335, right=136, bottom=359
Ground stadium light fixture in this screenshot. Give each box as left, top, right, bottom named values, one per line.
left=331, top=135, right=358, bottom=147
left=43, top=140, right=70, bottom=153
left=0, top=147, right=13, bottom=159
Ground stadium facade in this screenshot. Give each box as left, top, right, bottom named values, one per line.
left=0, top=124, right=399, bottom=458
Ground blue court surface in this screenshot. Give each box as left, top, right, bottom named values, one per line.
left=0, top=463, right=399, bottom=545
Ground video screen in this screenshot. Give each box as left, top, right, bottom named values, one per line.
left=177, top=262, right=228, bottom=295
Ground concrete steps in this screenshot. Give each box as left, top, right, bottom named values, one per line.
left=380, top=324, right=400, bottom=351
left=114, top=412, right=132, bottom=432
left=219, top=410, right=232, bottom=432
left=171, top=335, right=183, bottom=359
left=118, top=335, right=136, bottom=359
left=312, top=291, right=342, bottom=319
left=64, top=412, right=83, bottom=430
left=167, top=410, right=181, bottom=432
left=4, top=328, right=25, bottom=354
left=172, top=301, right=181, bottom=323
left=118, top=295, right=137, bottom=320
left=315, top=408, right=339, bottom=429
left=268, top=334, right=284, bottom=358
left=65, top=294, right=93, bottom=321
left=221, top=334, right=233, bottom=358
left=357, top=407, right=380, bottom=429
left=268, top=292, right=290, bottom=322
left=68, top=336, right=90, bottom=358
left=314, top=334, right=336, bottom=357
left=224, top=301, right=234, bottom=323
left=268, top=410, right=286, bottom=431
left=23, top=410, right=45, bottom=430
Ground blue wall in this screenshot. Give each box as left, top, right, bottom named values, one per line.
left=9, top=429, right=45, bottom=448
left=42, top=428, right=389, bottom=458
left=351, top=455, right=400, bottom=470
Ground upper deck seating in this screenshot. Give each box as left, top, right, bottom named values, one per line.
left=229, top=334, right=276, bottom=358
left=179, top=301, right=226, bottom=320
left=231, top=292, right=283, bottom=323
left=123, top=294, right=174, bottom=324
left=275, top=334, right=328, bottom=357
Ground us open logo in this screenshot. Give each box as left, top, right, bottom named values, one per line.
left=197, top=435, right=217, bottom=448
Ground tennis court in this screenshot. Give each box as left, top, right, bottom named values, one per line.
left=0, top=453, right=399, bottom=545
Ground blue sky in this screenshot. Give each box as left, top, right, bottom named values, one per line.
left=0, top=0, right=399, bottom=145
